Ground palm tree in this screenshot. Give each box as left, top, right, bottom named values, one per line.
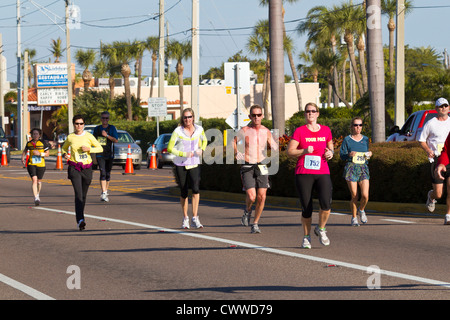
left=247, top=19, right=271, bottom=118
left=381, top=0, right=413, bottom=83
left=145, top=36, right=159, bottom=98
left=166, top=39, right=191, bottom=113
left=100, top=43, right=121, bottom=100
left=49, top=38, right=64, bottom=63
left=75, top=48, right=96, bottom=92
left=103, top=41, right=134, bottom=120
left=260, top=0, right=302, bottom=111
left=297, top=5, right=341, bottom=108
left=130, top=39, right=146, bottom=104
left=22, top=48, right=36, bottom=87
left=335, top=1, right=366, bottom=98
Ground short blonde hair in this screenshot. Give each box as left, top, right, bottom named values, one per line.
left=304, top=102, right=319, bottom=112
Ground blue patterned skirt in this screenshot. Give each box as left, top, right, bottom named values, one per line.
left=343, top=162, right=370, bottom=182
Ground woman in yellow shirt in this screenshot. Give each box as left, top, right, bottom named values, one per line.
left=62, top=115, right=103, bottom=230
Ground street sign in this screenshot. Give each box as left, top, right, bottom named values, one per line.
left=37, top=88, right=68, bottom=105
left=35, top=63, right=68, bottom=88
left=148, top=97, right=167, bottom=117
left=224, top=62, right=250, bottom=95
left=226, top=108, right=250, bottom=130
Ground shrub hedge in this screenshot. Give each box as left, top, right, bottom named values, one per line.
left=111, top=117, right=436, bottom=205
left=198, top=141, right=436, bottom=205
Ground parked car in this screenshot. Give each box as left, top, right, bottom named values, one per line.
left=386, top=109, right=437, bottom=142
left=146, top=133, right=175, bottom=168
left=86, top=125, right=142, bottom=170
left=0, top=127, right=11, bottom=164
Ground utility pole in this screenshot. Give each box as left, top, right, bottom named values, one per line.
left=269, top=0, right=285, bottom=136
left=0, top=33, right=4, bottom=131
left=158, top=0, right=165, bottom=99
left=23, top=50, right=28, bottom=143
left=395, top=0, right=405, bottom=128
left=65, top=0, right=74, bottom=133
left=191, top=0, right=200, bottom=121
left=17, top=0, right=23, bottom=150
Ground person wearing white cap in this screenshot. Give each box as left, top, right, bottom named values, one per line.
left=419, top=97, right=450, bottom=216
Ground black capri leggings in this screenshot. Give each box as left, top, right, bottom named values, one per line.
left=295, top=174, right=332, bottom=219
left=68, top=166, right=93, bottom=223
left=175, top=165, right=201, bottom=199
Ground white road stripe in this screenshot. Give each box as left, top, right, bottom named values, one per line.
left=34, top=206, right=450, bottom=290
left=0, top=273, right=55, bottom=300
left=382, top=219, right=415, bottom=224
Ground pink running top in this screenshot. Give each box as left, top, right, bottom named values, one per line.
left=291, top=124, right=333, bottom=175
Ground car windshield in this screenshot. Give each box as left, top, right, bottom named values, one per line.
left=163, top=135, right=171, bottom=143
left=118, top=132, right=135, bottom=143
left=0, top=127, right=5, bottom=138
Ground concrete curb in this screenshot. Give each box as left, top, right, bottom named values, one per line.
left=169, top=188, right=445, bottom=218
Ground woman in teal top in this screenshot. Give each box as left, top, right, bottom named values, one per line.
left=339, top=117, right=372, bottom=226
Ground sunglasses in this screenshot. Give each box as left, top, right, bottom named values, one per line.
left=101, top=117, right=109, bottom=120
left=438, top=104, right=449, bottom=108
left=305, top=110, right=317, bottom=114
left=251, top=113, right=263, bottom=118
left=74, top=122, right=84, bottom=125
left=353, top=124, right=363, bottom=127
left=183, top=115, right=193, bottom=119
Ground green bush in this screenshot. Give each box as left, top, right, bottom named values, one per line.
left=197, top=141, right=434, bottom=205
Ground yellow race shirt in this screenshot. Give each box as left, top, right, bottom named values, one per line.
left=62, top=131, right=103, bottom=165
left=25, top=139, right=51, bottom=167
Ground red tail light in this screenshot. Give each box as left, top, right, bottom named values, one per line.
left=162, top=148, right=168, bottom=153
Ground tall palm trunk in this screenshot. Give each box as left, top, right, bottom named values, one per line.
left=150, top=52, right=157, bottom=98
left=108, top=76, right=115, bottom=100
left=281, top=6, right=302, bottom=111
left=331, top=34, right=340, bottom=107
left=367, top=0, right=385, bottom=142
left=357, top=35, right=369, bottom=92
left=388, top=17, right=395, bottom=82
left=262, top=55, right=271, bottom=118
left=121, top=63, right=132, bottom=121
left=344, top=31, right=365, bottom=98
left=136, top=56, right=143, bottom=104
left=176, top=61, right=184, bottom=113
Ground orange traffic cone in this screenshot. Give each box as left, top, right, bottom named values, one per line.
left=56, top=144, right=63, bottom=170
left=149, top=144, right=157, bottom=170
left=1, top=143, right=8, bottom=167
left=122, top=144, right=135, bottom=175
left=24, top=150, right=30, bottom=168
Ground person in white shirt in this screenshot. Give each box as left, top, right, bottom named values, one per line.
left=419, top=97, right=450, bottom=212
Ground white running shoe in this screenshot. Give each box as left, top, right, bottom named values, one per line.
left=192, top=216, right=203, bottom=228
left=444, top=214, right=450, bottom=225
left=182, top=217, right=190, bottom=229
left=314, top=226, right=330, bottom=246
left=100, top=192, right=109, bottom=202
left=359, top=209, right=368, bottom=224
left=426, top=190, right=436, bottom=212
left=301, top=235, right=311, bottom=249
left=351, top=217, right=360, bottom=227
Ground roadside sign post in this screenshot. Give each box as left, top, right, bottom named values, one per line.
left=224, top=62, right=250, bottom=131
left=148, top=97, right=167, bottom=137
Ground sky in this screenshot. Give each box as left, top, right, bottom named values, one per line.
left=1, top=0, right=449, bottom=85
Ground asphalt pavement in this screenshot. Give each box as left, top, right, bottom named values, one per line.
left=1, top=156, right=449, bottom=305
